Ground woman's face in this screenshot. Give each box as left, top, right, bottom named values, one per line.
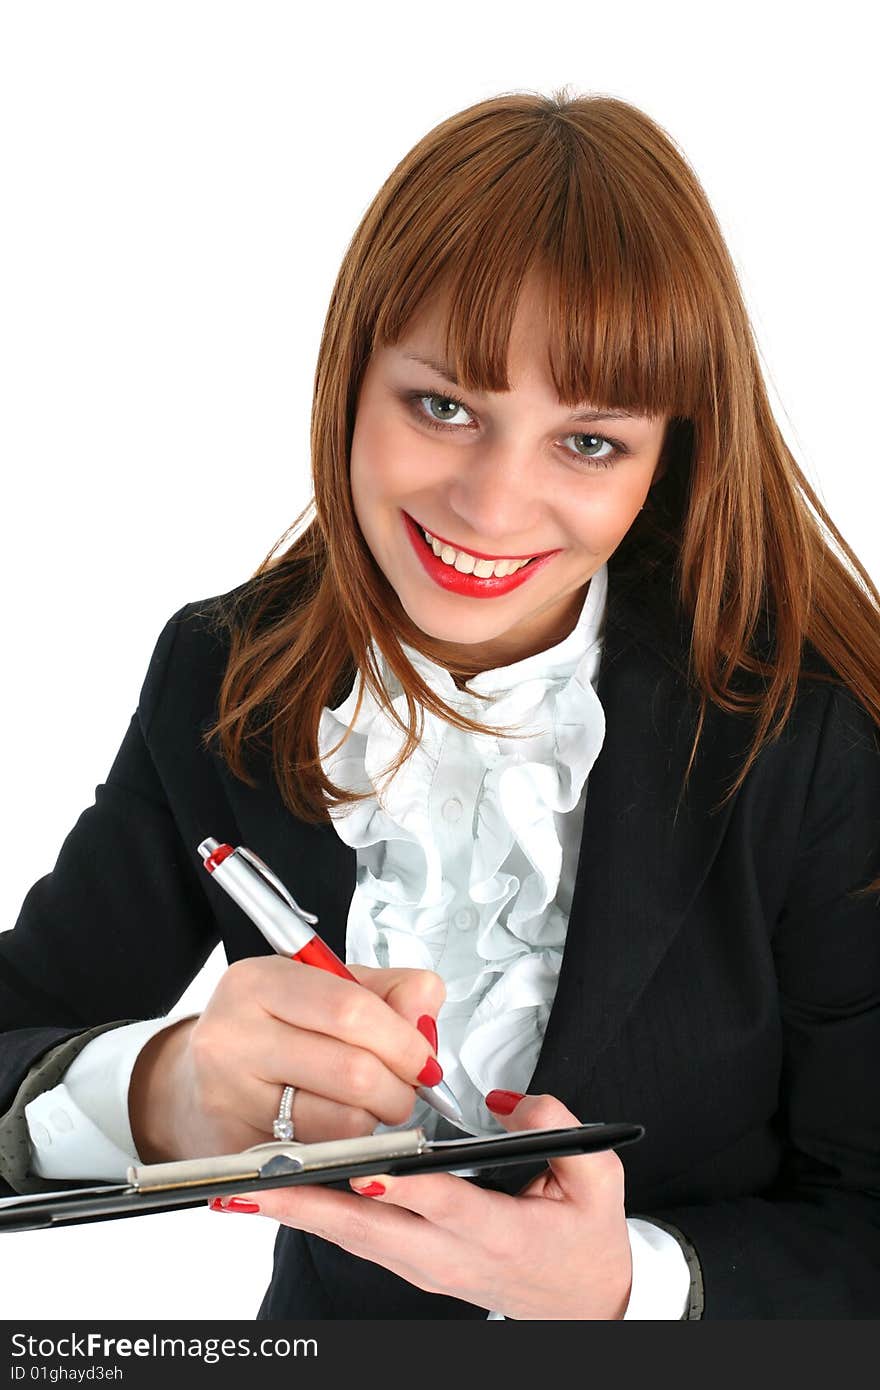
left=350, top=275, right=669, bottom=670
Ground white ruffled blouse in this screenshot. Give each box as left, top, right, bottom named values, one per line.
left=316, top=561, right=609, bottom=1141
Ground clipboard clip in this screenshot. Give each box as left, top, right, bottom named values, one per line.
left=129, top=1128, right=427, bottom=1193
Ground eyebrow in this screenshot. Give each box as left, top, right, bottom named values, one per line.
left=399, top=352, right=638, bottom=422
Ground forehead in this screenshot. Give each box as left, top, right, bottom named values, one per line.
left=377, top=286, right=563, bottom=396
left=394, top=348, right=644, bottom=425
left=372, top=265, right=669, bottom=423
left=397, top=270, right=552, bottom=357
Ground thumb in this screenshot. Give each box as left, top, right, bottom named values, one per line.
left=485, top=1090, right=624, bottom=1202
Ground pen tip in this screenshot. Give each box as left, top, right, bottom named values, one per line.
left=435, top=1080, right=466, bottom=1125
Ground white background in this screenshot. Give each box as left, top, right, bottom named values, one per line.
left=0, top=0, right=876, bottom=1320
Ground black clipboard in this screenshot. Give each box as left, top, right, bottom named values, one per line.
left=0, top=1121, right=643, bottom=1232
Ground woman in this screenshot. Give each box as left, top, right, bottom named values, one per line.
left=1, top=89, right=878, bottom=1320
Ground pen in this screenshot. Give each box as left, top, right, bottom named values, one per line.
left=197, top=836, right=465, bottom=1128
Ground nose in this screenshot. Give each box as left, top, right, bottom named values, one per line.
left=446, top=439, right=547, bottom=551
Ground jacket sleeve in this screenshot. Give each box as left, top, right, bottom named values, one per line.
left=24, top=1015, right=200, bottom=1183
left=0, top=605, right=221, bottom=1196
left=638, top=681, right=880, bottom=1317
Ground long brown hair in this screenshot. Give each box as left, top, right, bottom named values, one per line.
left=199, top=87, right=880, bottom=896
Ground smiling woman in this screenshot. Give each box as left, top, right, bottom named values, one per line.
left=1, top=86, right=879, bottom=1324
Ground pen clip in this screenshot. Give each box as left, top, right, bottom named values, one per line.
left=235, top=846, right=319, bottom=925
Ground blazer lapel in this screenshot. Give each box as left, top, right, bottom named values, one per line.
left=529, top=568, right=759, bottom=1103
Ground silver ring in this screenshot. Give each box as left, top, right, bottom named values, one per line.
left=273, top=1084, right=296, bottom=1140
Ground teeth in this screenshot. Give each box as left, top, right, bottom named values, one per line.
left=421, top=528, right=533, bottom=577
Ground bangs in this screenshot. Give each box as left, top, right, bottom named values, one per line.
left=367, top=108, right=720, bottom=423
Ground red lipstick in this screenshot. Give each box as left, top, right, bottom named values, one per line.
left=403, top=511, right=560, bottom=599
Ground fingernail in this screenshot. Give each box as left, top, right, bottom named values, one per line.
left=485, top=1089, right=524, bottom=1115
left=209, top=1196, right=261, bottom=1213
left=352, top=1181, right=386, bottom=1197
left=417, top=1056, right=443, bottom=1086
left=417, top=1014, right=438, bottom=1051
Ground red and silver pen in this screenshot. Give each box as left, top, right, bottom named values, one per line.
left=197, top=836, right=465, bottom=1128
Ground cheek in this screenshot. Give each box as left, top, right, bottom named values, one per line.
left=350, top=420, right=396, bottom=546
left=351, top=416, right=429, bottom=501
left=566, top=486, right=645, bottom=546
left=349, top=416, right=377, bottom=502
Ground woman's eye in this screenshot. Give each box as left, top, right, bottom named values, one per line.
left=565, top=433, right=615, bottom=463
left=414, top=392, right=473, bottom=427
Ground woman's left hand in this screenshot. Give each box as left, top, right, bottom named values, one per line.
left=233, top=1092, right=633, bottom=1320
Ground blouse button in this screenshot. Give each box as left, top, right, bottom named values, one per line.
left=50, top=1108, right=73, bottom=1133
left=454, top=907, right=476, bottom=931
left=442, top=797, right=463, bottom=822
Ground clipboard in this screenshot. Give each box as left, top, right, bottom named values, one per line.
left=0, top=1121, right=644, bottom=1232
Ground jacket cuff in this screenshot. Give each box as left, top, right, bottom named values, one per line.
left=630, top=1213, right=705, bottom=1319
left=0, top=1022, right=138, bottom=1195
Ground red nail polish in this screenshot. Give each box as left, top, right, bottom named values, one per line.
left=417, top=1014, right=438, bottom=1051
left=353, top=1181, right=386, bottom=1196
left=209, top=1196, right=261, bottom=1213
left=485, top=1089, right=524, bottom=1114
left=417, top=1056, right=443, bottom=1086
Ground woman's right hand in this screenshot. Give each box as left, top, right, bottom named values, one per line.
left=128, top=955, right=446, bottom=1163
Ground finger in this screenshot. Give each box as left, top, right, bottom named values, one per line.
left=233, top=1181, right=432, bottom=1259
left=486, top=1091, right=625, bottom=1202
left=352, top=963, right=446, bottom=1032
left=346, top=1168, right=512, bottom=1230
left=244, top=1015, right=421, bottom=1129
left=222, top=1072, right=383, bottom=1146
left=347, top=963, right=451, bottom=1061
left=249, top=956, right=446, bottom=1090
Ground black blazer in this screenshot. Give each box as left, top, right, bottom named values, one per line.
left=1, top=563, right=879, bottom=1319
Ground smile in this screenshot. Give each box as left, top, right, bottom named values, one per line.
left=402, top=512, right=561, bottom=599
left=410, top=515, right=558, bottom=568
